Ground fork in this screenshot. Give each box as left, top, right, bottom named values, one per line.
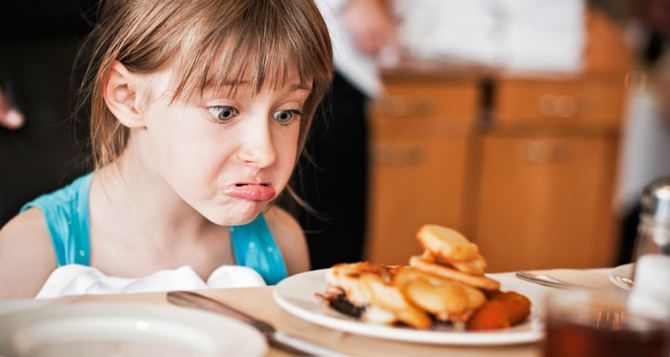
left=167, top=291, right=349, bottom=357
left=516, top=271, right=589, bottom=289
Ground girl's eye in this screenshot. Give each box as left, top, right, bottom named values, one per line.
left=273, top=109, right=301, bottom=125
left=207, top=105, right=239, bottom=122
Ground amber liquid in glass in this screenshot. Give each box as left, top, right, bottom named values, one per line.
left=543, top=309, right=670, bottom=357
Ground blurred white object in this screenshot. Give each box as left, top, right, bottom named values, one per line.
left=614, top=87, right=670, bottom=215
left=35, top=264, right=266, bottom=299
left=394, top=0, right=585, bottom=73
left=497, top=0, right=585, bottom=73
left=627, top=254, right=670, bottom=320
left=395, top=0, right=499, bottom=65
left=314, top=0, right=382, bottom=96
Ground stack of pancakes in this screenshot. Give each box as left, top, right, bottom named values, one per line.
left=320, top=225, right=530, bottom=330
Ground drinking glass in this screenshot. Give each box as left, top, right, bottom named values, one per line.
left=542, top=289, right=670, bottom=357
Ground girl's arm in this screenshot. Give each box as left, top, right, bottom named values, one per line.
left=264, top=206, right=310, bottom=275
left=0, top=208, right=57, bottom=298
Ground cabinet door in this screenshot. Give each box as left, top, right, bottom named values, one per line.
left=472, top=133, right=618, bottom=272
left=365, top=80, right=478, bottom=265
left=366, top=127, right=471, bottom=265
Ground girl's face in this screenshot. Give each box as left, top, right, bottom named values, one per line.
left=136, top=65, right=310, bottom=226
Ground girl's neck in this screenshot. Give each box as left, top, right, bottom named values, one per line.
left=92, top=143, right=217, bottom=246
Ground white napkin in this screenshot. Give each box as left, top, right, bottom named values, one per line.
left=35, top=264, right=266, bottom=299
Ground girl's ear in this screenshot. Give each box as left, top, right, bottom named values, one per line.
left=103, top=61, right=145, bottom=128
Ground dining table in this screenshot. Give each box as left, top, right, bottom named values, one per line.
left=0, top=267, right=621, bottom=356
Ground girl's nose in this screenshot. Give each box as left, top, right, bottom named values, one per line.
left=236, top=121, right=277, bottom=168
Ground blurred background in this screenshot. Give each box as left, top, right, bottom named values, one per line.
left=362, top=0, right=670, bottom=272
left=1, top=0, right=669, bottom=272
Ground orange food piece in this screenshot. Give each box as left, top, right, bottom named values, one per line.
left=466, top=300, right=511, bottom=330
left=466, top=291, right=531, bottom=331
left=495, top=291, right=531, bottom=325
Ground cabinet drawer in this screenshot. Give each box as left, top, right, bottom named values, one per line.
left=494, top=78, right=625, bottom=127
left=372, top=81, right=479, bottom=124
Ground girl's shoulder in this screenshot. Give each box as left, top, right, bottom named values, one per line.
left=263, top=206, right=301, bottom=236
left=263, top=206, right=309, bottom=275
left=0, top=207, right=57, bottom=298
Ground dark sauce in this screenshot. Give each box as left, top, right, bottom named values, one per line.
left=328, top=293, right=365, bottom=318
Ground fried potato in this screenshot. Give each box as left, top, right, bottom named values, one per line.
left=327, top=262, right=396, bottom=306
left=417, top=225, right=479, bottom=262
left=360, top=273, right=432, bottom=329
left=421, top=250, right=488, bottom=276
left=394, top=267, right=485, bottom=322
left=445, top=255, right=488, bottom=276
left=409, top=256, right=500, bottom=291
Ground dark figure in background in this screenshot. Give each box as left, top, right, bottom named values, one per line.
left=282, top=0, right=396, bottom=269
left=289, top=73, right=369, bottom=268
left=0, top=1, right=96, bottom=226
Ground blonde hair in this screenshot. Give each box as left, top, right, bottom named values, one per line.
left=77, top=0, right=333, bottom=168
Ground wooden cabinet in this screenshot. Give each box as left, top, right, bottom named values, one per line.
left=366, top=75, right=625, bottom=271
left=472, top=130, right=619, bottom=271
left=470, top=76, right=624, bottom=272
left=366, top=77, right=479, bottom=265
left=365, top=10, right=630, bottom=271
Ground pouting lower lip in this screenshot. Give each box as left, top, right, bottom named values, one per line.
left=223, top=183, right=275, bottom=201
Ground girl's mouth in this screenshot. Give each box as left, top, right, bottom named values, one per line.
left=223, top=183, right=275, bottom=201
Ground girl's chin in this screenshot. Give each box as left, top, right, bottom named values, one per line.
left=203, top=203, right=266, bottom=226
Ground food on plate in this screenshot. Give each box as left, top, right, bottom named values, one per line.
left=416, top=225, right=479, bottom=262
left=322, top=262, right=431, bottom=329
left=466, top=291, right=532, bottom=331
left=420, top=250, right=488, bottom=276
left=360, top=271, right=432, bottom=329
left=319, top=224, right=531, bottom=331
left=394, top=267, right=486, bottom=323
left=325, top=262, right=394, bottom=308
left=409, top=255, right=500, bottom=291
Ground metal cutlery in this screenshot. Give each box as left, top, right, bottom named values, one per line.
left=167, top=290, right=349, bottom=357
left=516, top=271, right=589, bottom=289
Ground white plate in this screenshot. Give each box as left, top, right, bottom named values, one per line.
left=609, top=263, right=635, bottom=290
left=273, top=269, right=545, bottom=345
left=0, top=299, right=52, bottom=316
left=0, top=302, right=267, bottom=357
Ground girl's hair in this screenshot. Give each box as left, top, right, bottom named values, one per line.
left=77, top=0, right=333, bottom=168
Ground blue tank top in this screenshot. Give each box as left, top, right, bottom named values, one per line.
left=21, top=173, right=288, bottom=285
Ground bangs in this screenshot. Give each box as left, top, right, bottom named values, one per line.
left=85, top=0, right=332, bottom=168
left=168, top=1, right=332, bottom=101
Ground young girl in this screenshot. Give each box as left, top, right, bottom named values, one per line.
left=0, top=0, right=333, bottom=298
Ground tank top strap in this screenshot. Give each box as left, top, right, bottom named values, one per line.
left=230, top=213, right=288, bottom=285
left=20, top=173, right=93, bottom=266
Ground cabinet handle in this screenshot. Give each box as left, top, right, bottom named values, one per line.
left=518, top=140, right=571, bottom=164
left=374, top=95, right=434, bottom=117
left=371, top=145, right=426, bottom=165
left=538, top=95, right=581, bottom=118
